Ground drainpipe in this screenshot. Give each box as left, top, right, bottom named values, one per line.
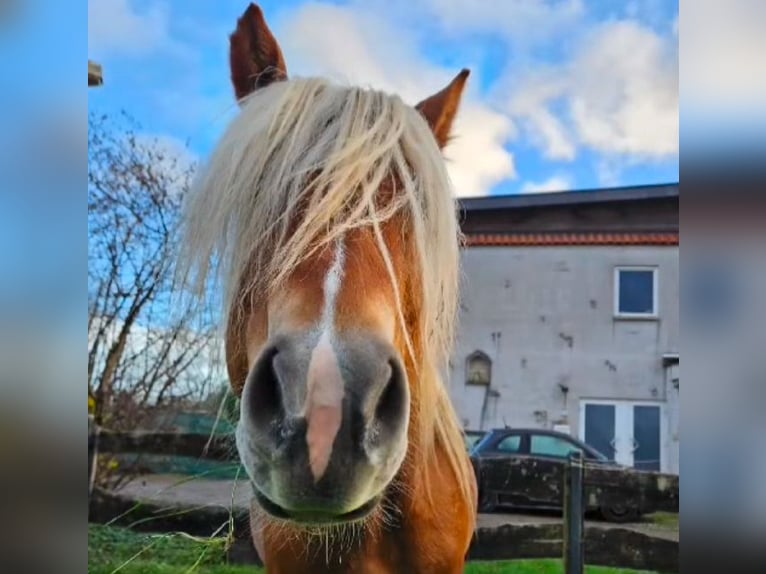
left=479, top=387, right=500, bottom=431
left=479, top=331, right=502, bottom=430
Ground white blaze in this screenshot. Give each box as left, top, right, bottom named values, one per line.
left=304, top=239, right=346, bottom=481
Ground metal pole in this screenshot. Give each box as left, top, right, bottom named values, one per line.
left=563, top=450, right=584, bottom=574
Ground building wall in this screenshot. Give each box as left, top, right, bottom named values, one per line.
left=449, top=244, right=679, bottom=473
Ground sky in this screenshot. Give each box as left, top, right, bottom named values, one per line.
left=87, top=0, right=679, bottom=198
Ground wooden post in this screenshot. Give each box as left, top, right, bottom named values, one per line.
left=563, top=450, right=584, bottom=574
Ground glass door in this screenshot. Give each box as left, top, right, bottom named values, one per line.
left=633, top=405, right=661, bottom=471
left=581, top=400, right=664, bottom=471
left=583, top=403, right=616, bottom=462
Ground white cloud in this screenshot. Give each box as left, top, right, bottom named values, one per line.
left=508, top=70, right=576, bottom=161
left=275, top=3, right=516, bottom=197
left=133, top=133, right=199, bottom=197
left=445, top=105, right=516, bottom=197
left=569, top=21, right=678, bottom=157
left=502, top=19, right=677, bottom=161
left=96, top=1, right=675, bottom=197
left=425, top=0, right=585, bottom=46
left=88, top=0, right=169, bottom=58
left=520, top=175, right=572, bottom=194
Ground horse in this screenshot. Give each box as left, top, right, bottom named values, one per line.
left=178, top=4, right=477, bottom=572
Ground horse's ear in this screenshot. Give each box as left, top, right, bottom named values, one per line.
left=415, top=69, right=470, bottom=149
left=229, top=3, right=288, bottom=103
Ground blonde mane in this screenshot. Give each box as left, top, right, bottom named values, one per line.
left=177, top=76, right=473, bottom=507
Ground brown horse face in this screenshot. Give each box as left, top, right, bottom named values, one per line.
left=236, top=228, right=410, bottom=524
left=225, top=3, right=469, bottom=526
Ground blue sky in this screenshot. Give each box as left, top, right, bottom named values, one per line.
left=88, top=0, right=679, bottom=197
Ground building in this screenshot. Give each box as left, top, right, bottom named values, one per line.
left=89, top=60, right=103, bottom=87
left=450, top=183, right=679, bottom=474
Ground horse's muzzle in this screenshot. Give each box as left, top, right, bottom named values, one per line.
left=236, top=332, right=410, bottom=524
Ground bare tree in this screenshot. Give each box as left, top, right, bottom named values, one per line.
left=88, top=111, right=220, bottom=433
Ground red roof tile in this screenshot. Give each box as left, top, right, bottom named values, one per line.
left=464, top=232, right=679, bottom=247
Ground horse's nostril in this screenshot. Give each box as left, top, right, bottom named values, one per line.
left=248, top=347, right=283, bottom=427
left=374, top=359, right=407, bottom=429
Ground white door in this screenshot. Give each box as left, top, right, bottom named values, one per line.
left=579, top=400, right=665, bottom=471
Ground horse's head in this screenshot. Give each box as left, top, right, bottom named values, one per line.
left=181, top=3, right=471, bottom=527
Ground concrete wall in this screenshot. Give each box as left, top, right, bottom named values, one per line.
left=449, top=244, right=679, bottom=473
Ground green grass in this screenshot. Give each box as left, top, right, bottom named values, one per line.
left=464, top=562, right=650, bottom=574
left=88, top=524, right=654, bottom=573
left=645, top=512, right=679, bottom=529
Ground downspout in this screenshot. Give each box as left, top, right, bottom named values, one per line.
left=479, top=384, right=490, bottom=431
left=479, top=331, right=502, bottom=430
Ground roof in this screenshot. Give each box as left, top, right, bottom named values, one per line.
left=457, top=182, right=679, bottom=245
left=458, top=182, right=678, bottom=212
left=466, top=231, right=679, bottom=247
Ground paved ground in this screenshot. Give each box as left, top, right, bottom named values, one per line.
left=116, top=474, right=678, bottom=542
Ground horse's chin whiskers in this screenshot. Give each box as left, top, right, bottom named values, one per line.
left=252, top=491, right=397, bottom=555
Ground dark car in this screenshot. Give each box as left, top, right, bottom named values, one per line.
left=470, top=427, right=642, bottom=522
left=463, top=430, right=487, bottom=452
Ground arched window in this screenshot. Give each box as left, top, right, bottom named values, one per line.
left=465, top=351, right=492, bottom=386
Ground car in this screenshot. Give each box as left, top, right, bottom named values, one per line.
left=469, top=427, right=643, bottom=523
left=463, top=430, right=487, bottom=452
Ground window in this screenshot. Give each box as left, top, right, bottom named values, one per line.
left=465, top=351, right=491, bottom=386
left=496, top=434, right=522, bottom=453
left=614, top=267, right=658, bottom=318
left=530, top=434, right=582, bottom=458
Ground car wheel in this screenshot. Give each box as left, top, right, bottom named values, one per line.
left=600, top=502, right=639, bottom=523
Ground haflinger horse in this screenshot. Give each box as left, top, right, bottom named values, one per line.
left=178, top=3, right=477, bottom=572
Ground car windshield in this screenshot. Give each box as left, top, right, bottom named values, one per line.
left=590, top=448, right=610, bottom=461
left=463, top=432, right=485, bottom=451
left=569, top=436, right=610, bottom=461
left=469, top=431, right=495, bottom=455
